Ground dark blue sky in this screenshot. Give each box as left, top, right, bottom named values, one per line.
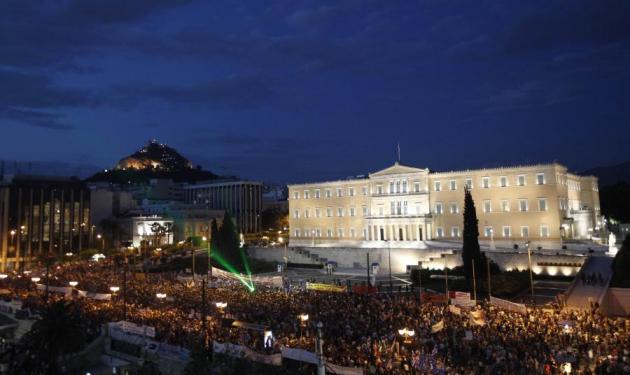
left=1, top=0, right=629, bottom=183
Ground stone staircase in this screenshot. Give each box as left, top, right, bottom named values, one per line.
left=565, top=256, right=612, bottom=311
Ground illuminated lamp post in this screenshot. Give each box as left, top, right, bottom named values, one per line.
left=397, top=328, right=415, bottom=345
left=299, top=313, right=309, bottom=341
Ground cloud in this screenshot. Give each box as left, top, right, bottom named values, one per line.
left=504, top=0, right=630, bottom=54
left=0, top=107, right=74, bottom=130
left=114, top=76, right=272, bottom=109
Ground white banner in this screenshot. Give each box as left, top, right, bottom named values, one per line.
left=431, top=320, right=445, bottom=333
left=326, top=363, right=364, bottom=375
left=111, top=321, right=156, bottom=338
left=250, top=275, right=284, bottom=288
left=448, top=305, right=461, bottom=316
left=470, top=310, right=486, bottom=326
left=452, top=298, right=476, bottom=308
left=35, top=284, right=72, bottom=296
left=77, top=290, right=111, bottom=300
left=281, top=347, right=318, bottom=364
left=490, top=296, right=527, bottom=315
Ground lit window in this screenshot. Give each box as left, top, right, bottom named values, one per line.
left=294, top=229, right=300, bottom=237
left=465, top=178, right=473, bottom=189
left=501, top=200, right=510, bottom=212
left=327, top=229, right=333, bottom=237
left=538, top=198, right=547, bottom=212
left=315, top=208, right=320, bottom=218
left=502, top=226, right=511, bottom=238
left=336, top=188, right=343, bottom=197
left=500, top=176, right=508, bottom=187
left=337, top=228, right=344, bottom=238
left=362, top=186, right=368, bottom=195
left=326, top=208, right=332, bottom=217
left=450, top=202, right=459, bottom=214
left=350, top=229, right=356, bottom=238
left=517, top=175, right=526, bottom=186
left=519, top=199, right=528, bottom=212
left=436, top=227, right=444, bottom=237
left=337, top=207, right=343, bottom=217
left=450, top=180, right=457, bottom=191
left=377, top=185, right=383, bottom=194
left=304, top=190, right=310, bottom=199
left=521, top=226, right=529, bottom=238
left=435, top=202, right=443, bottom=215
left=348, top=187, right=355, bottom=196
left=483, top=200, right=492, bottom=213
left=434, top=181, right=441, bottom=192
left=536, top=173, right=545, bottom=185
left=314, top=189, right=320, bottom=199
left=414, top=182, right=420, bottom=192
left=293, top=210, right=299, bottom=219
left=484, top=226, right=493, bottom=237
left=293, top=191, right=299, bottom=200
left=325, top=189, right=331, bottom=198
left=540, top=225, right=549, bottom=238
left=350, top=207, right=356, bottom=217
left=482, top=177, right=490, bottom=188
left=402, top=181, right=408, bottom=193
left=304, top=209, right=310, bottom=218
left=315, top=229, right=321, bottom=237
left=451, top=227, right=460, bottom=237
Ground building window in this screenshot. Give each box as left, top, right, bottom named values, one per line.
left=315, top=208, right=320, bottom=218
left=304, top=190, right=310, bottom=199
left=326, top=208, right=332, bottom=217
left=327, top=229, right=333, bottom=237
left=484, top=226, right=493, bottom=237
left=436, top=227, right=444, bottom=237
left=519, top=199, right=528, bottom=212
left=536, top=173, right=545, bottom=185
left=517, top=175, right=526, bottom=186
left=348, top=187, right=355, bottom=196
left=501, top=200, right=510, bottom=212
left=304, top=209, right=310, bottom=218
left=363, top=228, right=368, bottom=239
left=402, top=181, right=408, bottom=193
left=502, top=226, right=511, bottom=238
left=377, top=185, right=383, bottom=195
left=450, top=180, right=457, bottom=191
left=414, top=182, right=420, bottom=192
left=350, top=229, right=356, bottom=238
left=337, top=207, right=344, bottom=217
left=538, top=198, right=547, bottom=212
left=465, top=178, right=473, bottom=189
left=389, top=182, right=395, bottom=194
left=325, top=189, right=331, bottom=198
left=451, top=227, right=460, bottom=237
left=336, top=188, right=343, bottom=197
left=434, top=181, right=441, bottom=192
left=500, top=176, right=508, bottom=187
left=521, top=226, right=529, bottom=238
left=315, top=189, right=320, bottom=199
left=293, top=191, right=299, bottom=200
left=482, top=177, right=490, bottom=188
left=362, top=186, right=368, bottom=195
left=293, top=210, right=300, bottom=219
left=540, top=225, right=549, bottom=238
left=435, top=202, right=443, bottom=215
left=337, top=228, right=344, bottom=238
left=294, top=229, right=300, bottom=237
left=350, top=207, right=356, bottom=217
left=483, top=200, right=492, bottom=213
left=315, top=229, right=321, bottom=237
left=450, top=202, right=459, bottom=214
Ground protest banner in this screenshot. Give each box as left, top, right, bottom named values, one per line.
left=431, top=320, right=445, bottom=333
left=306, top=282, right=346, bottom=293
left=448, top=305, right=461, bottom=315
left=326, top=363, right=364, bottom=375
left=281, top=347, right=318, bottom=364
left=490, top=296, right=527, bottom=315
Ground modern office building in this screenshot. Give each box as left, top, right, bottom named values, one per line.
left=0, top=175, right=92, bottom=271
left=184, top=180, right=262, bottom=234
left=288, top=162, right=601, bottom=250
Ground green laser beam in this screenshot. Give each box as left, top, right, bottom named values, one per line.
left=211, top=252, right=255, bottom=291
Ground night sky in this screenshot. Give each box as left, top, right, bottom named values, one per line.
left=1, top=1, right=629, bottom=184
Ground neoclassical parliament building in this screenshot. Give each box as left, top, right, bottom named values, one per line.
left=288, top=162, right=601, bottom=250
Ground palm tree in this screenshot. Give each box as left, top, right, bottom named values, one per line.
left=13, top=300, right=88, bottom=374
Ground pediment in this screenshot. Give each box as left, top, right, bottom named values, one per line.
left=369, top=162, right=427, bottom=177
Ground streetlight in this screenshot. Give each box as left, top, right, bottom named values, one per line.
left=69, top=281, right=78, bottom=288
left=299, top=313, right=309, bottom=341
left=109, top=286, right=120, bottom=293
left=0, top=274, right=7, bottom=280
left=526, top=240, right=535, bottom=304
left=398, top=328, right=415, bottom=344
left=215, top=302, right=227, bottom=310
left=156, top=293, right=167, bottom=300
left=31, top=277, right=41, bottom=283
left=97, top=234, right=104, bottom=252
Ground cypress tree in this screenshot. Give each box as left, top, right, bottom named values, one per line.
left=462, top=187, right=484, bottom=281
left=218, top=211, right=242, bottom=271
left=210, top=218, right=220, bottom=253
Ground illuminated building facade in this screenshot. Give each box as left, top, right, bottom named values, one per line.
left=288, top=162, right=601, bottom=250
left=0, top=176, right=91, bottom=271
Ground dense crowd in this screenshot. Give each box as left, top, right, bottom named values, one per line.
left=1, top=257, right=629, bottom=374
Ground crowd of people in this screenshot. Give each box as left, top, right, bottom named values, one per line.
left=1, top=256, right=629, bottom=374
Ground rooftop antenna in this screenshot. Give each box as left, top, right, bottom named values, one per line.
left=397, top=142, right=401, bottom=163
